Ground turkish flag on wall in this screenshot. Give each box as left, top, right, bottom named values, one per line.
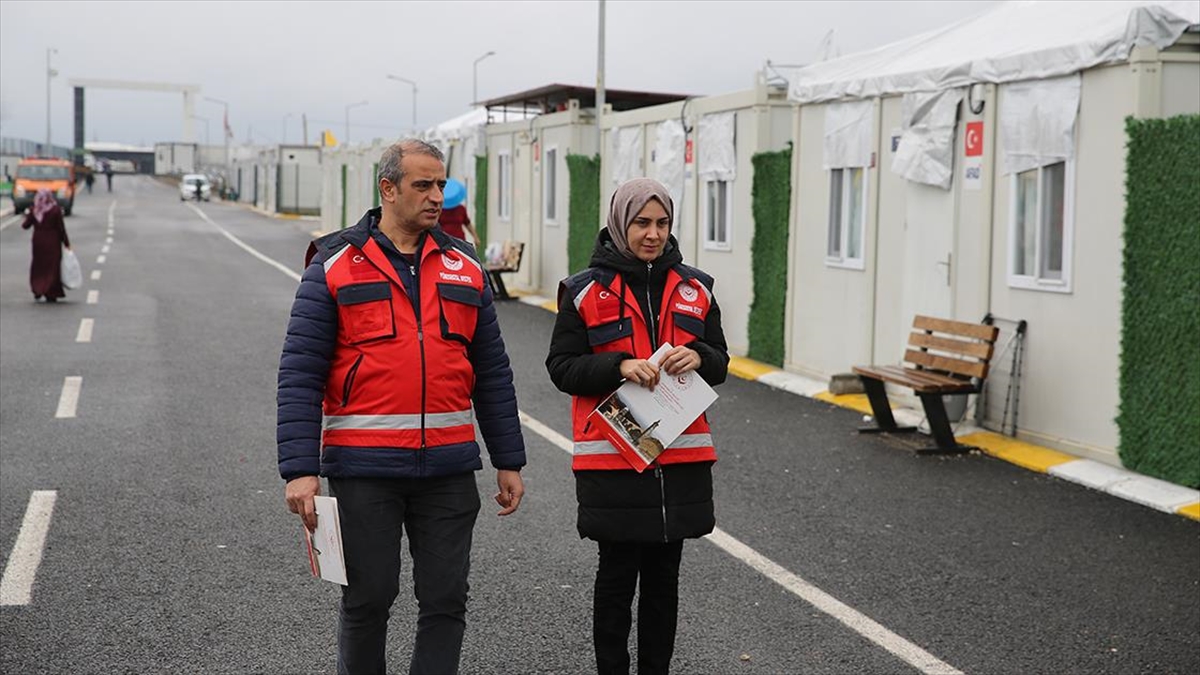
left=965, top=121, right=984, bottom=157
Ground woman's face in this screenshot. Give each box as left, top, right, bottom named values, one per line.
left=627, top=199, right=671, bottom=263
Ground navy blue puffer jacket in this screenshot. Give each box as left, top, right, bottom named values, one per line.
left=277, top=208, right=525, bottom=481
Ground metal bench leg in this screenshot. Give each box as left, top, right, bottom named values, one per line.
left=858, top=377, right=917, bottom=434
left=915, top=393, right=973, bottom=455
left=489, top=271, right=511, bottom=301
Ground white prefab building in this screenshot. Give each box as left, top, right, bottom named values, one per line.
left=601, top=75, right=795, bottom=356
left=782, top=0, right=1199, bottom=464
left=154, top=142, right=197, bottom=175
left=484, top=100, right=597, bottom=295
left=481, top=84, right=688, bottom=296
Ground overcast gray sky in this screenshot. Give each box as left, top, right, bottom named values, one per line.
left=0, top=0, right=999, bottom=148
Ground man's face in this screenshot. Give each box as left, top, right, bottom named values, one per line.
left=385, top=153, right=446, bottom=231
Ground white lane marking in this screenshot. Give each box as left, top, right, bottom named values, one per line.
left=76, top=318, right=94, bottom=343
left=91, top=270, right=101, bottom=281
left=106, top=229, right=113, bottom=236
left=0, top=490, right=58, bottom=606
left=105, top=236, right=113, bottom=244
left=86, top=290, right=99, bottom=305
left=55, top=376, right=82, bottom=418
left=107, top=200, right=116, bottom=228
left=0, top=214, right=21, bottom=231
left=517, top=409, right=964, bottom=675
left=186, top=203, right=301, bottom=282
left=96, top=255, right=106, bottom=264
left=101, top=244, right=110, bottom=253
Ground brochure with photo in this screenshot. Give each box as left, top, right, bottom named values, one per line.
left=588, top=343, right=718, bottom=472
left=303, top=495, right=348, bottom=586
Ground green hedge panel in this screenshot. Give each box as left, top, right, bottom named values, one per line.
left=567, top=154, right=601, bottom=276
left=1118, top=114, right=1200, bottom=488
left=747, top=145, right=792, bottom=367
left=474, top=155, right=488, bottom=250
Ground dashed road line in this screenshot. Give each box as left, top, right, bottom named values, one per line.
left=91, top=270, right=101, bottom=281
left=101, top=244, right=110, bottom=254
left=516, top=410, right=964, bottom=675
left=55, top=376, right=82, bottom=418
left=0, top=490, right=58, bottom=606
left=0, top=214, right=21, bottom=231
left=96, top=255, right=106, bottom=264
left=86, top=290, right=99, bottom=305
left=76, top=318, right=94, bottom=343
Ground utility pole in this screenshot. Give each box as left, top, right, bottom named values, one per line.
left=46, top=47, right=58, bottom=153
left=302, top=113, right=309, bottom=146
left=204, top=96, right=230, bottom=171
left=596, top=1, right=606, bottom=144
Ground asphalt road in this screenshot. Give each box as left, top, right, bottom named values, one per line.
left=1, top=176, right=1197, bottom=674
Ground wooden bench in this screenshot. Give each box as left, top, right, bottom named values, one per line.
left=853, top=315, right=999, bottom=454
left=484, top=241, right=524, bottom=301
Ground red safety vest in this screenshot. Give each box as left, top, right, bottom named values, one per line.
left=320, top=232, right=484, bottom=450
left=569, top=266, right=718, bottom=470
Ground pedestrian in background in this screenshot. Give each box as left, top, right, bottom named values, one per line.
left=84, top=169, right=95, bottom=194
left=438, top=178, right=480, bottom=249
left=546, top=178, right=729, bottom=674
left=278, top=138, right=526, bottom=675
left=22, top=189, right=72, bottom=303
left=103, top=161, right=113, bottom=192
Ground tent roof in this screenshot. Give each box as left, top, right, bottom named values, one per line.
left=479, top=83, right=689, bottom=114
left=788, top=0, right=1200, bottom=104
left=419, top=107, right=490, bottom=142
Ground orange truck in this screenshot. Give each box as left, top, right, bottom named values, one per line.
left=12, top=157, right=76, bottom=216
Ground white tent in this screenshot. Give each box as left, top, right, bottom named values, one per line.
left=788, top=0, right=1200, bottom=104
left=418, top=107, right=489, bottom=161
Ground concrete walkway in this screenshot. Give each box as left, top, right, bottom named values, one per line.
left=513, top=291, right=1200, bottom=522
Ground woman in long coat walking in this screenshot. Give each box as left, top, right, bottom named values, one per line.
left=22, top=189, right=72, bottom=303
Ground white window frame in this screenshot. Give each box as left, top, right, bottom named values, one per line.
left=543, top=145, right=559, bottom=225
left=1007, top=160, right=1074, bottom=293
left=497, top=151, right=512, bottom=221
left=703, top=179, right=733, bottom=251
left=825, top=167, right=867, bottom=270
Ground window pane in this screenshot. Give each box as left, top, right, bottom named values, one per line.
left=545, top=149, right=556, bottom=220
left=716, top=181, right=728, bottom=244
left=1015, top=169, right=1038, bottom=276
left=847, top=168, right=864, bottom=259
left=828, top=169, right=843, bottom=257
left=1040, top=162, right=1065, bottom=279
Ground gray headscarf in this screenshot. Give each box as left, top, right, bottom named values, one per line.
left=605, top=178, right=674, bottom=259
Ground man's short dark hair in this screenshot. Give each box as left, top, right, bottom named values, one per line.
left=378, top=139, right=444, bottom=193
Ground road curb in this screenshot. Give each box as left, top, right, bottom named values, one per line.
left=515, top=292, right=1199, bottom=521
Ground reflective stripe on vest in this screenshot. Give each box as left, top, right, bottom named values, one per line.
left=324, top=409, right=474, bottom=431
left=573, top=433, right=714, bottom=456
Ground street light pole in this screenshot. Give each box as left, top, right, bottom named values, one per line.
left=345, top=100, right=368, bottom=144
left=386, top=75, right=418, bottom=135
left=46, top=47, right=58, bottom=152
left=473, top=51, right=496, bottom=107
left=204, top=96, right=230, bottom=170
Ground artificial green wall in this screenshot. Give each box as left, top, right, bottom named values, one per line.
left=747, top=145, right=792, bottom=367
left=1117, top=114, right=1200, bottom=488
left=566, top=154, right=601, bottom=276
left=474, top=155, right=488, bottom=250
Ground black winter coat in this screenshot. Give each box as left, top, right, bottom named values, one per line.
left=546, top=229, right=729, bottom=542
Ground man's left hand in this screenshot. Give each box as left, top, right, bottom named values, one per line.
left=494, top=469, right=524, bottom=516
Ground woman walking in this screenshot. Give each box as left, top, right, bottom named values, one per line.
left=546, top=178, right=729, bottom=674
left=22, top=189, right=72, bottom=303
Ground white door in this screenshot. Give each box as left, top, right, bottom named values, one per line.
left=899, top=181, right=954, bottom=327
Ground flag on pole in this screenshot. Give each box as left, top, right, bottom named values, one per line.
left=323, top=130, right=338, bottom=147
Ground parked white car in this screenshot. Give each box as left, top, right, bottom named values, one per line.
left=179, top=174, right=211, bottom=201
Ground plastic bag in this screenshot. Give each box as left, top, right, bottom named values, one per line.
left=60, top=246, right=82, bottom=290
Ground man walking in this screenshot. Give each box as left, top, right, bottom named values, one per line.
left=278, top=138, right=526, bottom=674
